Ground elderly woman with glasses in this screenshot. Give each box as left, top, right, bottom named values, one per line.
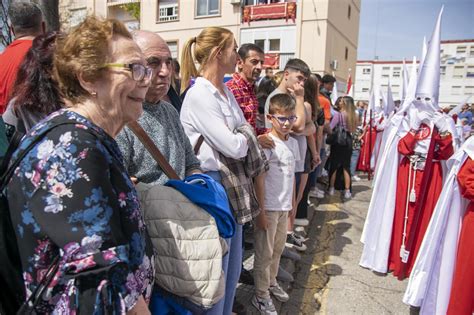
left=6, top=17, right=154, bottom=314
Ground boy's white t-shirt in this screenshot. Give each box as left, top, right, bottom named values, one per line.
left=263, top=133, right=301, bottom=211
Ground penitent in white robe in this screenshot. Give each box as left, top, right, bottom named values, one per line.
left=403, top=136, right=474, bottom=314
left=359, top=113, right=409, bottom=273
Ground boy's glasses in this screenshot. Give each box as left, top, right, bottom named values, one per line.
left=271, top=115, right=297, bottom=124
left=102, top=63, right=153, bottom=82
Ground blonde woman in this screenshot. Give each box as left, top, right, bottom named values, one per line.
left=180, top=27, right=249, bottom=315
left=326, top=96, right=357, bottom=199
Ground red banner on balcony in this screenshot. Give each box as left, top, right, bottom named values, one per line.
left=242, top=2, right=296, bottom=25
left=264, top=53, right=280, bottom=69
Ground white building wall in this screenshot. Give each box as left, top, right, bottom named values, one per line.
left=354, top=40, right=474, bottom=108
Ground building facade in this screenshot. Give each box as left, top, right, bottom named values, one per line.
left=59, top=0, right=360, bottom=87
left=354, top=39, right=474, bottom=108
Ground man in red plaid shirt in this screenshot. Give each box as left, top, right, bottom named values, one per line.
left=226, top=43, right=266, bottom=136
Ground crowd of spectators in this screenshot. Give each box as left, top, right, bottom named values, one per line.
left=0, top=3, right=369, bottom=315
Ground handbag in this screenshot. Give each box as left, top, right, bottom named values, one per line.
left=126, top=121, right=228, bottom=310
left=326, top=113, right=352, bottom=147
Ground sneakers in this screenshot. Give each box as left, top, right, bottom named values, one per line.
left=285, top=233, right=307, bottom=251
left=252, top=295, right=277, bottom=315
left=294, top=218, right=309, bottom=226
left=269, top=283, right=290, bottom=302
left=343, top=190, right=352, bottom=200
left=309, top=187, right=325, bottom=199
left=328, top=187, right=335, bottom=196
left=292, top=232, right=308, bottom=242
left=277, top=265, right=294, bottom=282
left=352, top=175, right=361, bottom=182
left=239, top=268, right=254, bottom=285
left=294, top=226, right=305, bottom=233
left=281, top=247, right=301, bottom=261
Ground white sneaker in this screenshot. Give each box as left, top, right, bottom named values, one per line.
left=294, top=218, right=309, bottom=226
left=309, top=187, right=325, bottom=199
left=269, top=283, right=290, bottom=302
left=352, top=175, right=361, bottom=182
left=294, top=226, right=305, bottom=233
left=252, top=295, right=277, bottom=315
left=328, top=187, right=335, bottom=196
left=343, top=190, right=352, bottom=199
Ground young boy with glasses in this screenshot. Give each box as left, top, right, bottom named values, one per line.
left=252, top=93, right=300, bottom=314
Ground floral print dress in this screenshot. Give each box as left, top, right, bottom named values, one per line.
left=7, top=109, right=154, bottom=314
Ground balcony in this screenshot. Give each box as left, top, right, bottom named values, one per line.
left=242, top=2, right=296, bottom=25
left=107, top=0, right=139, bottom=6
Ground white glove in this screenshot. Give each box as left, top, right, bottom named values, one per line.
left=418, top=110, right=433, bottom=125
left=434, top=112, right=449, bottom=132
left=409, top=110, right=422, bottom=130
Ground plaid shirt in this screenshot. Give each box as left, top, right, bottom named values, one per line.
left=219, top=123, right=269, bottom=224
left=226, top=73, right=266, bottom=136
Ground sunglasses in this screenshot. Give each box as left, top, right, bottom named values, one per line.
left=271, top=115, right=297, bottom=124
left=103, top=63, right=153, bottom=82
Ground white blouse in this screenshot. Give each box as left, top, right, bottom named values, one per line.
left=180, top=77, right=248, bottom=171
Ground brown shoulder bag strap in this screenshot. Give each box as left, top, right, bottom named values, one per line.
left=194, top=135, right=205, bottom=155
left=127, top=121, right=181, bottom=180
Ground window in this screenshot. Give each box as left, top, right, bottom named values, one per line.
left=382, top=66, right=390, bottom=78
left=453, top=66, right=464, bottom=78
left=196, top=0, right=219, bottom=16
left=158, top=1, right=179, bottom=22
left=345, top=47, right=348, bottom=60
left=167, top=41, right=178, bottom=58
left=347, top=5, right=351, bottom=19
left=452, top=86, right=462, bottom=95
left=467, top=66, right=474, bottom=78
left=269, top=39, right=280, bottom=52
left=362, top=68, right=371, bottom=75
left=470, top=47, right=474, bottom=57
left=392, top=66, right=401, bottom=77
left=255, top=39, right=265, bottom=51
left=466, top=86, right=474, bottom=94
left=440, top=66, right=446, bottom=76
left=456, top=46, right=467, bottom=54
left=362, top=88, right=369, bottom=92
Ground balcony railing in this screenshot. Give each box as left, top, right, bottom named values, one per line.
left=158, top=3, right=179, bottom=22
left=242, top=2, right=296, bottom=25
left=264, top=52, right=295, bottom=70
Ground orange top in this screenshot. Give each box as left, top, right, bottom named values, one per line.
left=318, top=95, right=331, bottom=122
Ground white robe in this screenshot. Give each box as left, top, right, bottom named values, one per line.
left=403, top=137, right=474, bottom=314
left=359, top=113, right=409, bottom=273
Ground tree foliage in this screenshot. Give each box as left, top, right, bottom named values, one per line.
left=120, top=3, right=140, bottom=21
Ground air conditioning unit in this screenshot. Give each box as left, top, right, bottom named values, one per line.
left=330, top=59, right=338, bottom=70
left=230, top=0, right=241, bottom=5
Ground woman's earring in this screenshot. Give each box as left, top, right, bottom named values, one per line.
left=91, top=91, right=97, bottom=97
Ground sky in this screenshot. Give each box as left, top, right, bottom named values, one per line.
left=358, top=0, right=474, bottom=61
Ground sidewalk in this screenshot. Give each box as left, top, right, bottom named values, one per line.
left=236, top=178, right=411, bottom=314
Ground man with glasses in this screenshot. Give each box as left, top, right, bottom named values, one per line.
left=116, top=30, right=201, bottom=187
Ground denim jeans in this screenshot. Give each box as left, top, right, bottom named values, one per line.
left=205, top=171, right=243, bottom=315
left=350, top=149, right=360, bottom=176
